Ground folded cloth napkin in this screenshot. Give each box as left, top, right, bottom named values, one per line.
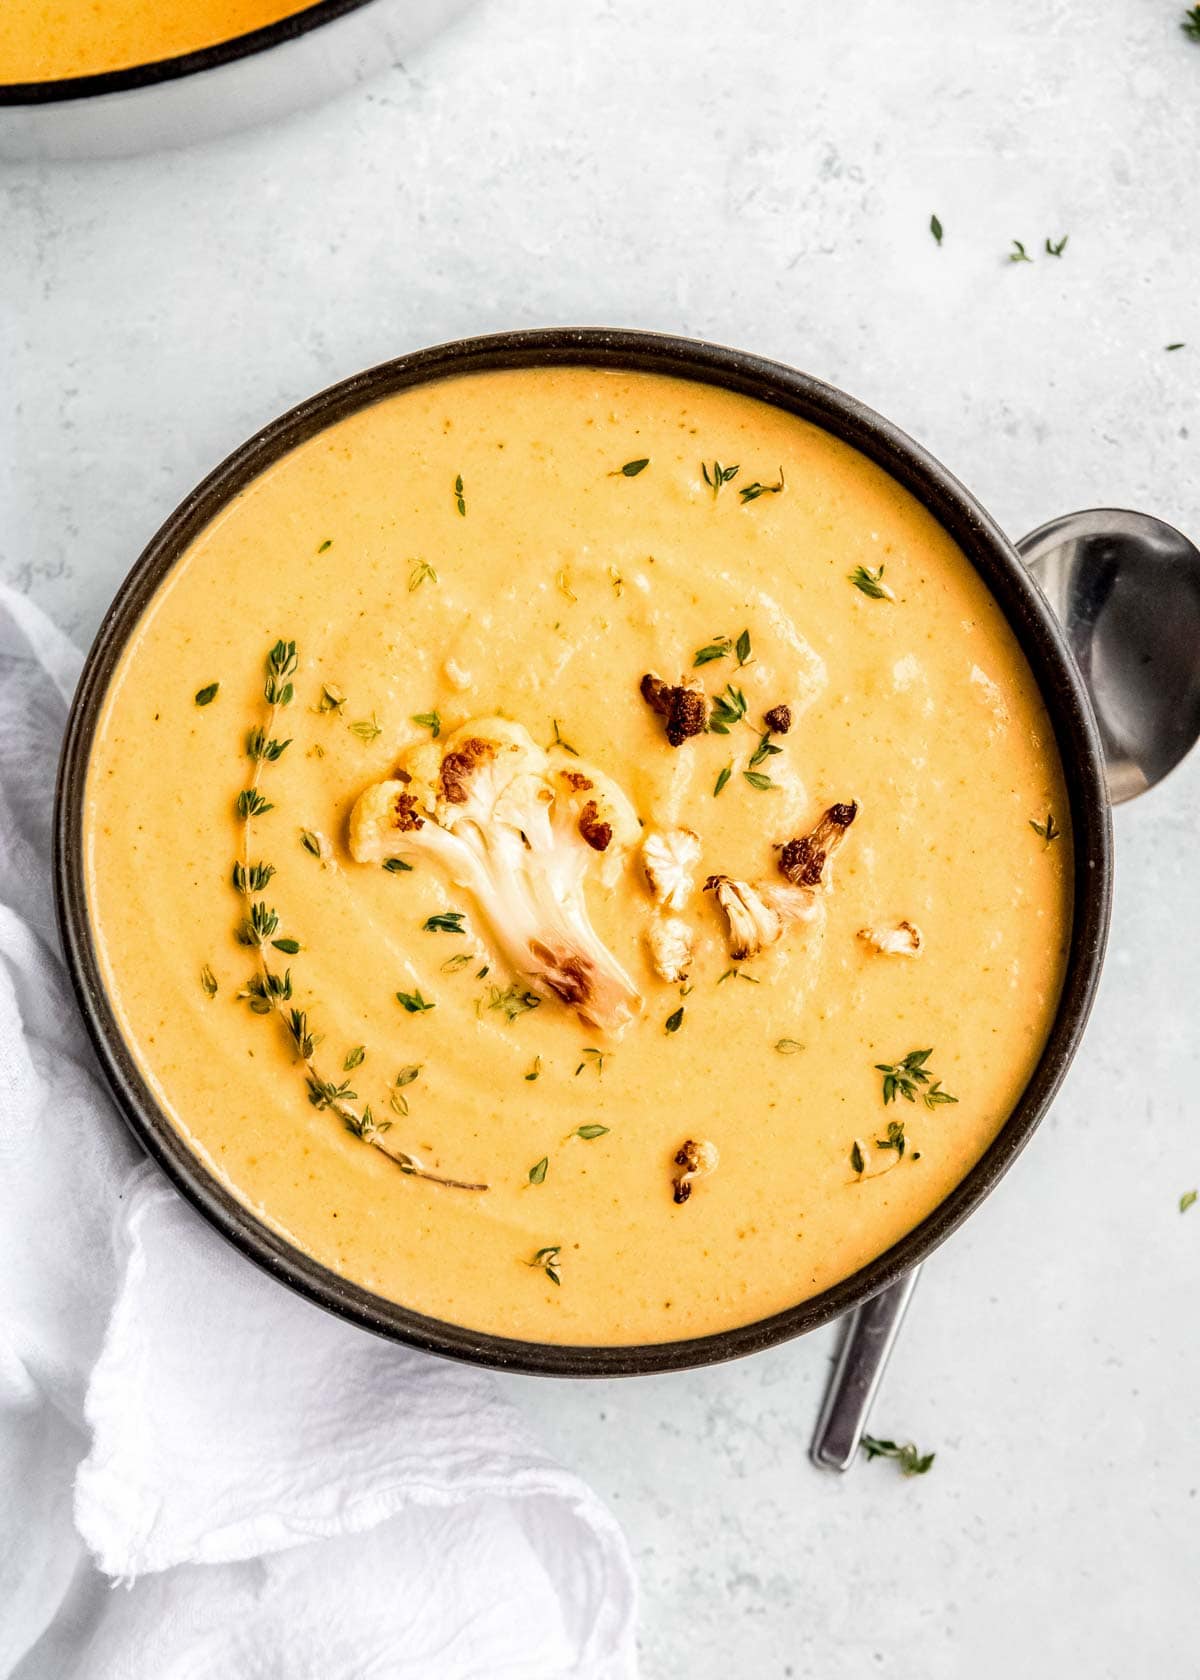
left=0, top=584, right=637, bottom=1680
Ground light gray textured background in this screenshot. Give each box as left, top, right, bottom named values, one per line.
left=4, top=2, right=1199, bottom=1675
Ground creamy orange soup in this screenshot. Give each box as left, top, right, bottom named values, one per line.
left=85, top=366, right=1072, bottom=1346
left=0, top=1, right=308, bottom=83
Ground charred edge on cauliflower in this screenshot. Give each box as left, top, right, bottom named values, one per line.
left=640, top=672, right=708, bottom=746
left=392, top=790, right=425, bottom=832
left=577, top=800, right=612, bottom=852
left=778, top=801, right=858, bottom=887
left=763, top=704, right=792, bottom=735
left=440, top=737, right=495, bottom=804
left=672, top=1138, right=719, bottom=1204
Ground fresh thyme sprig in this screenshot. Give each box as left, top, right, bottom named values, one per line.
left=739, top=469, right=785, bottom=504
left=1030, top=811, right=1061, bottom=843
left=708, top=683, right=748, bottom=733
left=702, top=460, right=739, bottom=497
left=861, top=1435, right=935, bottom=1476
left=849, top=564, right=894, bottom=600
left=1008, top=239, right=1033, bottom=264
left=875, top=1048, right=958, bottom=1110
left=232, top=640, right=484, bottom=1193
left=528, top=1245, right=562, bottom=1285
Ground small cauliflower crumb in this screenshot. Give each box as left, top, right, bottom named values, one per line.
left=646, top=914, right=693, bottom=983
left=641, top=827, right=702, bottom=910
left=763, top=704, right=792, bottom=735
left=857, top=920, right=923, bottom=958
left=672, top=1138, right=719, bottom=1204
left=444, top=657, right=473, bottom=691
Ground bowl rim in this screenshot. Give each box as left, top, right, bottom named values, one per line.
left=53, top=326, right=1114, bottom=1377
left=0, top=0, right=375, bottom=106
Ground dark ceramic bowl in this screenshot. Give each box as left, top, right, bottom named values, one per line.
left=54, top=328, right=1114, bottom=1377
left=0, top=0, right=471, bottom=160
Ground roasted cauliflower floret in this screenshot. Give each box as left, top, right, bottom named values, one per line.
left=646, top=915, right=693, bottom=984
left=704, top=875, right=818, bottom=960
left=778, top=801, right=858, bottom=888
left=858, top=920, right=923, bottom=958
left=639, top=672, right=708, bottom=746
left=672, top=1138, right=719, bottom=1204
left=641, top=827, right=702, bottom=910
left=348, top=717, right=643, bottom=1035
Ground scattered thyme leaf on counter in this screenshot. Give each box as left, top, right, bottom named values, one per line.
left=929, top=213, right=944, bottom=246
left=396, top=989, right=435, bottom=1013
left=1166, top=342, right=1186, bottom=351
left=349, top=715, right=382, bottom=743
left=743, top=770, right=778, bottom=791
left=344, top=1046, right=366, bottom=1071
left=525, top=1055, right=542, bottom=1082
left=876, top=1048, right=958, bottom=1109
left=1030, top=811, right=1061, bottom=843
left=862, top=1435, right=935, bottom=1476
left=850, top=1140, right=866, bottom=1175
left=694, top=636, right=732, bottom=666
left=1008, top=239, right=1033, bottom=264
left=713, top=765, right=732, bottom=797
left=454, top=473, right=466, bottom=517
left=383, top=857, right=413, bottom=873
left=423, top=911, right=466, bottom=934
left=412, top=710, right=441, bottom=739
left=665, top=1006, right=685, bottom=1033
left=708, top=683, right=748, bottom=733
left=701, top=460, right=740, bottom=497
left=849, top=563, right=895, bottom=600
left=613, top=457, right=649, bottom=477
left=408, top=559, right=438, bottom=591
left=575, top=1047, right=605, bottom=1077
left=548, top=718, right=580, bottom=756
left=1182, top=4, right=1200, bottom=39
left=529, top=1157, right=549, bottom=1185
left=575, top=1124, right=610, bottom=1140
left=739, top=470, right=784, bottom=504
left=488, top=982, right=542, bottom=1022
left=194, top=682, right=220, bottom=706
left=528, top=1245, right=562, bottom=1285
left=200, top=964, right=218, bottom=998
left=1181, top=1189, right=1198, bottom=1213
left=318, top=684, right=346, bottom=713
left=1045, top=234, right=1069, bottom=257
left=775, top=1038, right=803, bottom=1055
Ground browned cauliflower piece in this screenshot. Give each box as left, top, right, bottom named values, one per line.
left=640, top=672, right=708, bottom=746
left=704, top=875, right=819, bottom=960
left=778, top=801, right=858, bottom=888
left=672, top=1138, right=719, bottom=1204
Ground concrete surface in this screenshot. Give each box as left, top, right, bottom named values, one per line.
left=3, top=1, right=1198, bottom=1674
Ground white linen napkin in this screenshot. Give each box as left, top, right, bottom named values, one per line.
left=0, top=584, right=637, bottom=1680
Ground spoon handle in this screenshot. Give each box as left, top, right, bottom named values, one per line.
left=809, top=1268, right=920, bottom=1470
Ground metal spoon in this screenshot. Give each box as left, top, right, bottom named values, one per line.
left=811, top=508, right=1200, bottom=1472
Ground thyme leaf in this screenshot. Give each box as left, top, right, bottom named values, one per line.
left=396, top=989, right=435, bottom=1013
left=614, top=458, right=649, bottom=477
left=713, top=765, right=732, bottom=797
left=383, top=858, right=413, bottom=873
left=529, top=1156, right=549, bottom=1185
left=349, top=715, right=382, bottom=743
left=411, top=710, right=441, bottom=739
left=423, top=911, right=466, bottom=934
left=875, top=1048, right=958, bottom=1109
left=1030, top=811, right=1061, bottom=843
left=454, top=473, right=466, bottom=517
left=344, top=1046, right=366, bottom=1070
left=525, top=1055, right=542, bottom=1081
left=1045, top=234, right=1069, bottom=257
left=665, top=1006, right=684, bottom=1033
left=574, top=1124, right=610, bottom=1140
left=488, top=982, right=541, bottom=1022
left=742, top=770, right=778, bottom=791
left=528, top=1245, right=562, bottom=1285
left=929, top=212, right=943, bottom=246
left=200, top=964, right=218, bottom=998
left=701, top=460, right=740, bottom=497
left=708, top=683, right=748, bottom=733
left=739, top=470, right=784, bottom=504
left=849, top=563, right=894, bottom=600
left=548, top=718, right=579, bottom=756
left=774, top=1038, right=803, bottom=1055
left=1008, top=239, right=1033, bottom=264
left=850, top=1139, right=866, bottom=1175
left=574, top=1047, right=605, bottom=1078
left=194, top=682, right=220, bottom=706
left=1185, top=3, right=1200, bottom=37
left=408, top=559, right=438, bottom=591
left=1180, top=1189, right=1197, bottom=1213
left=861, top=1435, right=935, bottom=1476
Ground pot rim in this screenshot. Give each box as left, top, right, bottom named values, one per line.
left=53, top=326, right=1114, bottom=1377
left=0, top=0, right=375, bottom=106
